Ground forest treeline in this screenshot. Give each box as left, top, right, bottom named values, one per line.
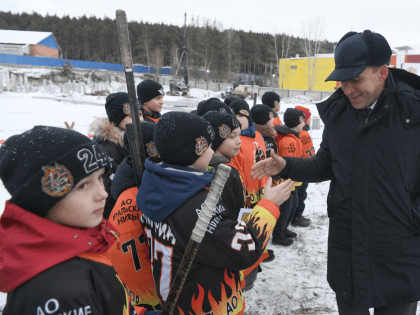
left=0, top=11, right=336, bottom=82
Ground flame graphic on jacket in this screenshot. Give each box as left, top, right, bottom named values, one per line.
left=246, top=206, right=276, bottom=248
left=177, top=270, right=244, bottom=315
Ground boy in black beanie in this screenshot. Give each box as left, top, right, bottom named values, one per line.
left=203, top=111, right=245, bottom=217
left=251, top=104, right=298, bottom=242
left=136, top=112, right=293, bottom=314
left=108, top=121, right=162, bottom=314
left=137, top=79, right=165, bottom=123
left=0, top=126, right=144, bottom=314
left=90, top=92, right=143, bottom=219
left=271, top=107, right=306, bottom=246
left=197, top=97, right=234, bottom=116
left=262, top=91, right=283, bottom=126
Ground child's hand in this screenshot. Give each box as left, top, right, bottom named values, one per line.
left=263, top=177, right=293, bottom=206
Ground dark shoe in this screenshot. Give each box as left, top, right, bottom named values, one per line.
left=264, top=249, right=275, bottom=262
left=291, top=216, right=310, bottom=227
left=284, top=228, right=297, bottom=238
left=301, top=215, right=311, bottom=222
left=272, top=237, right=294, bottom=246
left=243, top=267, right=258, bottom=291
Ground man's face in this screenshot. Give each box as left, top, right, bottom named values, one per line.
left=340, top=66, right=387, bottom=109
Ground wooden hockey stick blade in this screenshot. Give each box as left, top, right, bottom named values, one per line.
left=161, top=164, right=231, bottom=315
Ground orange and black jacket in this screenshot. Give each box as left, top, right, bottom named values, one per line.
left=209, top=154, right=248, bottom=218
left=275, top=125, right=303, bottom=189
left=0, top=202, right=132, bottom=315
left=143, top=111, right=161, bottom=123
left=231, top=121, right=267, bottom=208
left=108, top=187, right=161, bottom=313
left=137, top=160, right=280, bottom=315
left=300, top=126, right=315, bottom=158
left=109, top=156, right=161, bottom=313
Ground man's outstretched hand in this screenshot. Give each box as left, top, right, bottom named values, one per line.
left=251, top=150, right=286, bottom=180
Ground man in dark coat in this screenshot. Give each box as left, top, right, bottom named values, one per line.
left=250, top=30, right=420, bottom=314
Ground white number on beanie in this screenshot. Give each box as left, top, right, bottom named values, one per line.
left=77, top=144, right=108, bottom=174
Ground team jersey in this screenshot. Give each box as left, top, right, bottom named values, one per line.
left=276, top=132, right=303, bottom=189
left=0, top=202, right=130, bottom=315
left=300, top=129, right=315, bottom=158
left=141, top=196, right=279, bottom=315
left=231, top=131, right=267, bottom=208
left=108, top=186, right=161, bottom=311
left=209, top=155, right=248, bottom=218
left=4, top=255, right=132, bottom=315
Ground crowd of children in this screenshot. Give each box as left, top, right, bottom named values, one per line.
left=0, top=80, right=317, bottom=314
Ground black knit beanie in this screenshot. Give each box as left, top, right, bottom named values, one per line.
left=154, top=112, right=215, bottom=166
left=197, top=100, right=206, bottom=113
left=137, top=80, right=165, bottom=105
left=284, top=108, right=306, bottom=128
left=202, top=111, right=242, bottom=151
left=250, top=104, right=275, bottom=125
left=0, top=126, right=111, bottom=217
left=230, top=99, right=251, bottom=120
left=197, top=98, right=234, bottom=116
left=261, top=92, right=281, bottom=109
left=105, top=92, right=139, bottom=125
left=123, top=121, right=160, bottom=159
left=224, top=96, right=237, bottom=106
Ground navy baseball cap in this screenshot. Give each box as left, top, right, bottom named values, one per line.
left=325, top=30, right=392, bottom=82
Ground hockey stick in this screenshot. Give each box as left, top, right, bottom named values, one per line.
left=161, top=164, right=232, bottom=315
left=115, top=10, right=146, bottom=181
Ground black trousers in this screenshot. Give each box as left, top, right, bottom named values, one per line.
left=337, top=296, right=418, bottom=315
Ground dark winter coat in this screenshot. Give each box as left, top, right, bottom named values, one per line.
left=90, top=118, right=129, bottom=219
left=280, top=68, right=420, bottom=308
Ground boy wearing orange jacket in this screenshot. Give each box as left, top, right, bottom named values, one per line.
left=291, top=105, right=315, bottom=227
left=271, top=108, right=306, bottom=246
left=262, top=91, right=282, bottom=126
left=229, top=99, right=268, bottom=208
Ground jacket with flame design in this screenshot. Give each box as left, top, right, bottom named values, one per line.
left=209, top=154, right=247, bottom=218
left=231, top=121, right=267, bottom=208
left=137, top=159, right=280, bottom=315
left=1, top=202, right=132, bottom=315
left=108, top=186, right=161, bottom=312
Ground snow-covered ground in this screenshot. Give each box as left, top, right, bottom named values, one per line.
left=0, top=86, right=395, bottom=314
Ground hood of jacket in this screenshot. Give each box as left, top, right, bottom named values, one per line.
left=254, top=123, right=277, bottom=139
left=111, top=156, right=138, bottom=200
left=90, top=117, right=125, bottom=147
left=316, top=67, right=420, bottom=127
left=274, top=124, right=300, bottom=137
left=0, top=202, right=118, bottom=293
left=209, top=154, right=231, bottom=166
left=137, top=159, right=214, bottom=223
left=241, top=120, right=256, bottom=138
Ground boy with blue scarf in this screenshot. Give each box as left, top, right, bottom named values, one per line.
left=137, top=111, right=293, bottom=315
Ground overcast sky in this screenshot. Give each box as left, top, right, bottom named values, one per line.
left=3, top=0, right=420, bottom=50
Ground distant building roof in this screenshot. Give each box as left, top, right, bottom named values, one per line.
left=0, top=30, right=60, bottom=50
left=394, top=46, right=413, bottom=51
